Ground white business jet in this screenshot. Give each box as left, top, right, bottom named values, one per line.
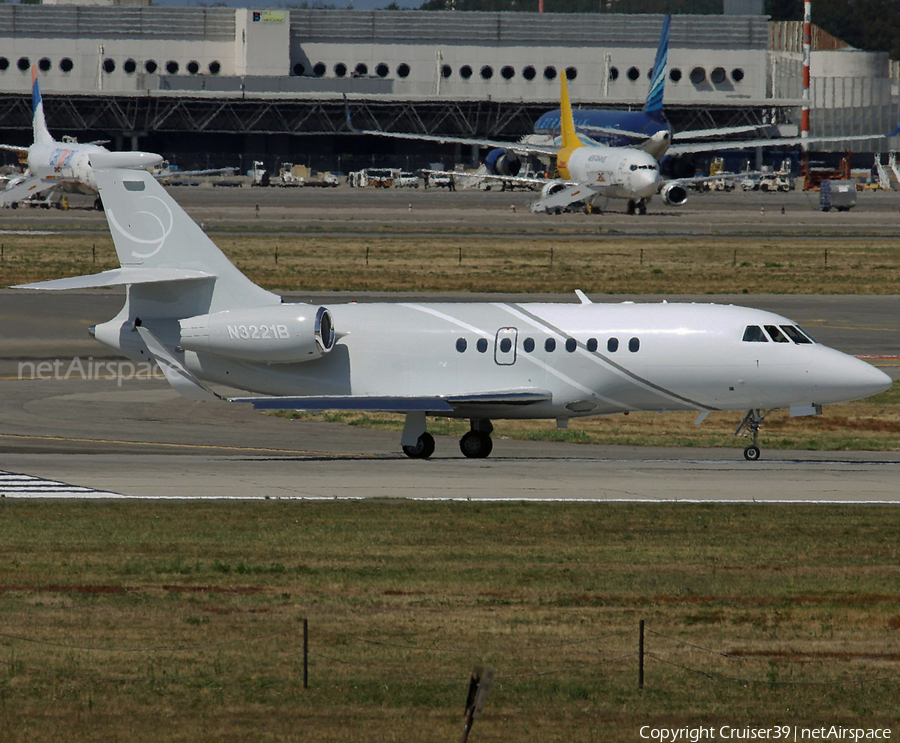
left=0, top=67, right=163, bottom=210
left=15, top=169, right=891, bottom=460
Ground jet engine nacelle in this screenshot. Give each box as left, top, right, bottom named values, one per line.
left=485, top=148, right=521, bottom=177
left=179, top=304, right=335, bottom=364
left=540, top=181, right=568, bottom=200
left=660, top=182, right=689, bottom=207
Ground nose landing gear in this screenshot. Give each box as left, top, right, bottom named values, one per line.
left=734, top=409, right=769, bottom=461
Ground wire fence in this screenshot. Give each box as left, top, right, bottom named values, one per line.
left=4, top=620, right=900, bottom=691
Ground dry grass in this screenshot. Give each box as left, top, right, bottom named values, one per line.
left=2, top=501, right=900, bottom=742
left=3, top=233, right=900, bottom=294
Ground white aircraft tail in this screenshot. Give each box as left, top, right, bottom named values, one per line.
left=95, top=169, right=279, bottom=314
left=31, top=66, right=54, bottom=147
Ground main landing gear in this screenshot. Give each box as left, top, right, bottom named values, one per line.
left=400, top=414, right=494, bottom=460
left=734, top=409, right=770, bottom=461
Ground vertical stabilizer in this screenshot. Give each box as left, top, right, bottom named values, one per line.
left=642, top=15, right=671, bottom=118
left=558, top=71, right=583, bottom=154
left=95, top=169, right=280, bottom=314
left=31, top=66, right=54, bottom=146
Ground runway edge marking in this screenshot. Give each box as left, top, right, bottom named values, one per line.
left=0, top=471, right=122, bottom=498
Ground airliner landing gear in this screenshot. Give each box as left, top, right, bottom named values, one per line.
left=626, top=199, right=648, bottom=215
left=401, top=411, right=434, bottom=459
left=402, top=432, right=435, bottom=459
left=460, top=419, right=494, bottom=459
left=734, top=409, right=768, bottom=461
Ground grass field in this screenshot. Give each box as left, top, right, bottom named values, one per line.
left=3, top=232, right=900, bottom=294
left=2, top=501, right=899, bottom=743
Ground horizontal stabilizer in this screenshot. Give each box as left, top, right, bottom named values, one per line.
left=0, top=176, right=52, bottom=206
left=233, top=390, right=552, bottom=413
left=14, top=267, right=214, bottom=291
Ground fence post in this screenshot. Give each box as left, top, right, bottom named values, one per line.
left=303, top=618, right=309, bottom=690
left=638, top=619, right=645, bottom=690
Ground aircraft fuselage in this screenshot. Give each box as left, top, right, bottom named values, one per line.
left=95, top=300, right=890, bottom=422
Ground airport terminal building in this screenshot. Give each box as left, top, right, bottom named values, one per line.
left=0, top=2, right=898, bottom=172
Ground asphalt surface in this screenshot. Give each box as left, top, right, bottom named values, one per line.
left=1, top=185, right=899, bottom=500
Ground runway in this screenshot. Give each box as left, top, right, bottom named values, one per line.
left=2, top=185, right=898, bottom=502
left=1, top=291, right=898, bottom=501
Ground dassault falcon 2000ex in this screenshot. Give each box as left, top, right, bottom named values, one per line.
left=15, top=169, right=892, bottom=460
left=0, top=67, right=163, bottom=210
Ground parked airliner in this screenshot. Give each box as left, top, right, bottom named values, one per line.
left=14, top=168, right=891, bottom=460
left=0, top=67, right=163, bottom=210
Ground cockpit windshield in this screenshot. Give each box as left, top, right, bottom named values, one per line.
left=743, top=324, right=818, bottom=344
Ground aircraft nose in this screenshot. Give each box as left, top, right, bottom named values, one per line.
left=636, top=170, right=660, bottom=197
left=828, top=354, right=893, bottom=403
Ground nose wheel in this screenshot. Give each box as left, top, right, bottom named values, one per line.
left=735, top=409, right=768, bottom=461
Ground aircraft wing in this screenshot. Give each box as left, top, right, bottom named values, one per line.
left=0, top=144, right=29, bottom=154
left=355, top=128, right=558, bottom=157
left=426, top=169, right=565, bottom=188
left=668, top=130, right=900, bottom=156
left=233, top=390, right=553, bottom=413
left=0, top=175, right=55, bottom=206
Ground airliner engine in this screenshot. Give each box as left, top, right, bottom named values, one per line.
left=485, top=148, right=521, bottom=176
left=660, top=182, right=688, bottom=206
left=179, top=305, right=335, bottom=363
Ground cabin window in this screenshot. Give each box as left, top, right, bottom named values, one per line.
left=522, top=65, right=536, bottom=81
left=764, top=325, right=790, bottom=343
left=209, top=61, right=221, bottom=75
left=145, top=60, right=158, bottom=74
left=0, top=58, right=8, bottom=72
left=586, top=338, right=598, bottom=352
left=781, top=325, right=813, bottom=344
left=376, top=63, right=389, bottom=78
left=565, top=66, right=578, bottom=81
left=166, top=60, right=179, bottom=75
left=501, top=65, right=514, bottom=80
left=476, top=338, right=488, bottom=353
left=38, top=58, right=52, bottom=72
left=629, top=337, right=641, bottom=353
left=742, top=325, right=768, bottom=342
left=523, top=337, right=535, bottom=353
left=397, top=63, right=411, bottom=78
left=565, top=338, right=577, bottom=353
left=627, top=66, right=640, bottom=81
left=187, top=61, right=200, bottom=75
left=456, top=338, right=467, bottom=353
left=334, top=63, right=347, bottom=78
left=499, top=338, right=512, bottom=353
left=607, top=337, right=619, bottom=352
left=669, top=68, right=682, bottom=82
left=124, top=59, right=137, bottom=74
left=460, top=65, right=473, bottom=79
left=441, top=64, right=452, bottom=78
left=545, top=338, right=557, bottom=352
left=544, top=66, right=557, bottom=80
